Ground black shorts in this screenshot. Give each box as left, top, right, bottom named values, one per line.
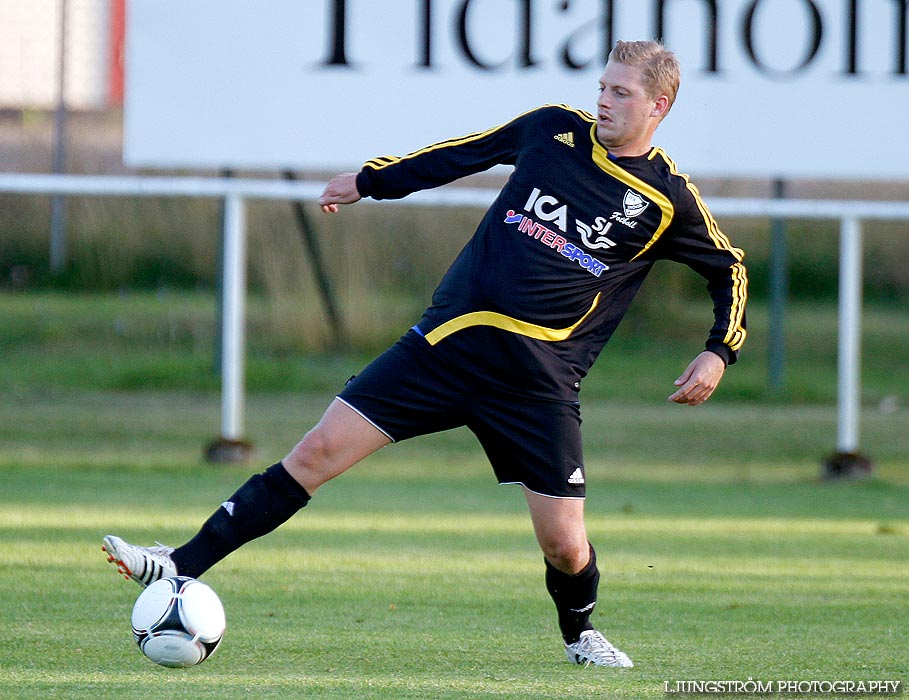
left=337, top=331, right=586, bottom=499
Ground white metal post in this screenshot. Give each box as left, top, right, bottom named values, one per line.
left=50, top=0, right=69, bottom=273
left=220, top=193, right=247, bottom=442
left=837, top=216, right=862, bottom=453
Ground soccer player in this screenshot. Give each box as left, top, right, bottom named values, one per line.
left=103, top=40, right=747, bottom=668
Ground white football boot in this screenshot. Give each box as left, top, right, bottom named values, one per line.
left=102, top=535, right=177, bottom=588
left=564, top=630, right=634, bottom=668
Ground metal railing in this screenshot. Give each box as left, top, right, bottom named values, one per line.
left=2, top=172, right=907, bottom=465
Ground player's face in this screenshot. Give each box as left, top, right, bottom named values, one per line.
left=595, top=61, right=665, bottom=157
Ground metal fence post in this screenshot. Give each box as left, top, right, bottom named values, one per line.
left=205, top=192, right=255, bottom=463
left=822, top=215, right=873, bottom=478
left=50, top=0, right=69, bottom=274
left=768, top=178, right=788, bottom=395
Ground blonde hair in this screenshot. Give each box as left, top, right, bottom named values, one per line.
left=608, top=40, right=681, bottom=114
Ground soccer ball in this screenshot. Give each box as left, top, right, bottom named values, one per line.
left=131, top=576, right=226, bottom=668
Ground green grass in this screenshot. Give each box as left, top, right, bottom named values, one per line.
left=1, top=289, right=907, bottom=405
left=1, top=391, right=908, bottom=699
left=0, top=291, right=907, bottom=698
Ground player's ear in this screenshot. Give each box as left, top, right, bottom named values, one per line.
left=651, top=95, right=670, bottom=119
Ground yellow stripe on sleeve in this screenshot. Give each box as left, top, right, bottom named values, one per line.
left=363, top=105, right=576, bottom=172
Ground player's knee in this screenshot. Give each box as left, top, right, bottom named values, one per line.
left=540, top=538, right=589, bottom=574
left=283, top=428, right=336, bottom=487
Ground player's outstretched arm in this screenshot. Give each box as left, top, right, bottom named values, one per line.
left=318, top=172, right=361, bottom=214
left=667, top=351, right=726, bottom=406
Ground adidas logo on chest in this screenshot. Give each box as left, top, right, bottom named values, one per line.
left=554, top=131, right=575, bottom=147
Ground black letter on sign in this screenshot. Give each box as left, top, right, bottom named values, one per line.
left=892, top=0, right=909, bottom=75
left=744, top=0, right=823, bottom=76
left=558, top=0, right=615, bottom=71
left=418, top=0, right=433, bottom=68
left=602, top=0, right=615, bottom=66
left=519, top=0, right=536, bottom=67
left=655, top=0, right=719, bottom=73
left=844, top=0, right=859, bottom=74
left=457, top=0, right=537, bottom=70
left=845, top=0, right=908, bottom=76
left=323, top=0, right=350, bottom=66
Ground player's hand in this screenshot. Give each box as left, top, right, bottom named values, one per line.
left=668, top=351, right=726, bottom=406
left=318, top=173, right=361, bottom=213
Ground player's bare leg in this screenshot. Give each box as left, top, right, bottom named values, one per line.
left=281, top=397, right=392, bottom=495
left=524, top=488, right=633, bottom=667
left=524, top=488, right=590, bottom=573
left=103, top=399, right=391, bottom=585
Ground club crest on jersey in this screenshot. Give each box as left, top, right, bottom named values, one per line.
left=622, top=189, right=649, bottom=218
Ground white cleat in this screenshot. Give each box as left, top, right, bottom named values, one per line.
left=564, top=630, right=634, bottom=668
left=101, top=535, right=176, bottom=588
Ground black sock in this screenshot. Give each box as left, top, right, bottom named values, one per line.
left=545, top=543, right=600, bottom=645
left=170, top=462, right=310, bottom=578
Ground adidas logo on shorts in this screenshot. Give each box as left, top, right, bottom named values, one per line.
left=568, top=468, right=585, bottom=485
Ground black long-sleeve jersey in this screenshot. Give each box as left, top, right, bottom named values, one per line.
left=355, top=104, right=747, bottom=401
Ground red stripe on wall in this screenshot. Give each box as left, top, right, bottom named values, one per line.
left=108, top=0, right=125, bottom=105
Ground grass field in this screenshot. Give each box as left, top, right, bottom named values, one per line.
left=1, top=289, right=907, bottom=405
left=1, top=389, right=907, bottom=700
left=1, top=291, right=907, bottom=698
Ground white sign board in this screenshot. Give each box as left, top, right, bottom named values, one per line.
left=124, top=0, right=909, bottom=179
